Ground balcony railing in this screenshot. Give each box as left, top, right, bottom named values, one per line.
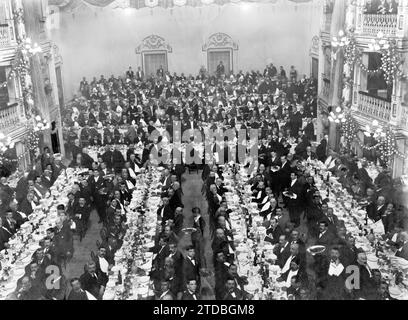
left=357, top=91, right=391, bottom=122
left=361, top=14, right=398, bottom=37
left=0, top=103, right=21, bottom=132
left=0, top=24, right=11, bottom=46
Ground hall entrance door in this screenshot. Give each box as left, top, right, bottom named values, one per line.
left=311, top=57, right=318, bottom=80
left=208, top=49, right=232, bottom=76
left=143, top=52, right=167, bottom=78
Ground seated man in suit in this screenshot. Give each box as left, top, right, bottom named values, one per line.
left=67, top=278, right=89, bottom=300
left=316, top=220, right=337, bottom=247
left=227, top=264, right=249, bottom=292
left=396, top=231, right=408, bottom=261
left=265, top=217, right=283, bottom=244
left=13, top=276, right=45, bottom=300
left=18, top=192, right=36, bottom=217
left=79, top=261, right=105, bottom=300
left=2, top=210, right=17, bottom=236
left=315, top=246, right=347, bottom=300
left=274, top=234, right=291, bottom=269
left=157, top=197, right=174, bottom=226
left=222, top=277, right=244, bottom=300
left=156, top=279, right=174, bottom=300
left=41, top=169, right=53, bottom=189
left=354, top=250, right=378, bottom=300
left=277, top=256, right=308, bottom=289
left=180, top=278, right=200, bottom=300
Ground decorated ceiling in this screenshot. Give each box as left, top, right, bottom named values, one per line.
left=49, top=0, right=313, bottom=12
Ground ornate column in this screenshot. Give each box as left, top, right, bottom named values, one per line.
left=328, top=0, right=347, bottom=150
left=396, top=0, right=408, bottom=38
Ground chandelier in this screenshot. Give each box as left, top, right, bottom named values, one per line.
left=328, top=105, right=346, bottom=124
left=364, top=120, right=386, bottom=138
left=0, top=132, right=15, bottom=152
left=367, top=32, right=390, bottom=51
left=331, top=30, right=350, bottom=48
left=33, top=115, right=50, bottom=132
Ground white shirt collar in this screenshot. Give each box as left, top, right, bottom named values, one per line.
left=328, top=260, right=344, bottom=276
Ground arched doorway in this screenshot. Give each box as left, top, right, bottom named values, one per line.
left=135, top=35, right=172, bottom=78
left=202, top=33, right=238, bottom=76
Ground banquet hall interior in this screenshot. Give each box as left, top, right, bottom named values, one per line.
left=0, top=0, right=408, bottom=301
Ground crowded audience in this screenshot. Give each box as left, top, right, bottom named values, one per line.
left=0, top=62, right=406, bottom=301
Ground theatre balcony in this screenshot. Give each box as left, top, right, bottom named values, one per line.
left=0, top=101, right=26, bottom=137
left=354, top=0, right=408, bottom=40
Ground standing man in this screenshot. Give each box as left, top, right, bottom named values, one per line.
left=216, top=61, right=225, bottom=79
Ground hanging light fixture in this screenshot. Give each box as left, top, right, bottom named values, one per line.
left=364, top=119, right=386, bottom=138
left=0, top=132, right=15, bottom=152
left=33, top=114, right=50, bottom=132
left=328, top=105, right=346, bottom=123
left=331, top=30, right=350, bottom=48
left=367, top=31, right=390, bottom=51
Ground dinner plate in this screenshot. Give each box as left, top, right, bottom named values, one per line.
left=144, top=252, right=153, bottom=259
left=389, top=285, right=403, bottom=298
left=136, top=286, right=149, bottom=296
left=181, top=227, right=197, bottom=234
left=307, top=245, right=326, bottom=255
left=138, top=276, right=150, bottom=284
left=390, top=256, right=408, bottom=270
left=13, top=268, right=25, bottom=278
left=4, top=282, right=16, bottom=290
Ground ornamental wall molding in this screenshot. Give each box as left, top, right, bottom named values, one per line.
left=310, top=35, right=320, bottom=55
left=202, top=33, right=238, bottom=51
left=135, top=35, right=172, bottom=54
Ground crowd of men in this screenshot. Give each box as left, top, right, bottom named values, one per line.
left=0, top=61, right=407, bottom=300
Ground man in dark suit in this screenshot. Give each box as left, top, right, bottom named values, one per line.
left=136, top=66, right=144, bottom=81
left=180, top=279, right=200, bottom=300
left=274, top=234, right=291, bottom=269
left=354, top=251, right=377, bottom=299
left=2, top=210, right=17, bottom=235
left=321, top=207, right=340, bottom=235
left=41, top=170, right=53, bottom=189
left=79, top=261, right=105, bottom=300
left=168, top=187, right=183, bottom=212
left=182, top=246, right=201, bottom=291
left=285, top=171, right=304, bottom=227
left=315, top=247, right=347, bottom=300
left=369, top=196, right=386, bottom=223
left=0, top=217, right=12, bottom=250
left=315, top=135, right=328, bottom=162
left=74, top=197, right=91, bottom=241
left=339, top=235, right=359, bottom=267
left=214, top=251, right=231, bottom=300
left=160, top=169, right=172, bottom=192
left=222, top=277, right=244, bottom=300
left=396, top=232, right=408, bottom=261
left=157, top=197, right=174, bottom=226
left=18, top=192, right=35, bottom=216
left=227, top=264, right=249, bottom=293
left=67, top=278, right=88, bottom=300
left=279, top=155, right=291, bottom=193
left=89, top=169, right=107, bottom=223
left=265, top=218, right=282, bottom=244
left=316, top=220, right=337, bottom=247
left=54, top=214, right=74, bottom=266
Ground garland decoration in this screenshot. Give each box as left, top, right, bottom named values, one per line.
left=336, top=31, right=404, bottom=84
left=341, top=112, right=407, bottom=165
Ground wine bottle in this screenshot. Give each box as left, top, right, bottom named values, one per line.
left=253, top=251, right=258, bottom=266
left=117, top=270, right=122, bottom=285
